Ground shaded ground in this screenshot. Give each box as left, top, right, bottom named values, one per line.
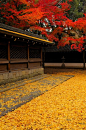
left=0, top=74, right=73, bottom=117
left=0, top=69, right=86, bottom=129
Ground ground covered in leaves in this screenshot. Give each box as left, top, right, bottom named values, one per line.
left=0, top=74, right=73, bottom=117
left=0, top=69, right=86, bottom=129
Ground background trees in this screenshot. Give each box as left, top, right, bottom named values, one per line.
left=62, top=0, right=86, bottom=21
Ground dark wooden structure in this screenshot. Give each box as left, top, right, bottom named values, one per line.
left=44, top=45, right=86, bottom=69
left=0, top=23, right=54, bottom=72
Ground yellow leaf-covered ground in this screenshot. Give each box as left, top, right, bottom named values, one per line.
left=0, top=69, right=86, bottom=130
left=0, top=74, right=72, bottom=117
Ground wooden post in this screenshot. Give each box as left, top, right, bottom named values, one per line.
left=40, top=47, right=42, bottom=66
left=43, top=47, right=46, bottom=68
left=27, top=45, right=30, bottom=69
left=83, top=49, right=85, bottom=69
left=7, top=41, right=11, bottom=71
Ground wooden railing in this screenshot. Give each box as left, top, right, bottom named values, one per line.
left=0, top=42, right=43, bottom=72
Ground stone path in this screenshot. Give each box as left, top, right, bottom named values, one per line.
left=0, top=74, right=74, bottom=117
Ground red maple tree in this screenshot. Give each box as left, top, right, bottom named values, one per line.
left=0, top=0, right=86, bottom=52
left=0, top=0, right=45, bottom=29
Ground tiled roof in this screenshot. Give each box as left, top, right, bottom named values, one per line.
left=0, top=23, right=54, bottom=45
left=44, top=45, right=75, bottom=52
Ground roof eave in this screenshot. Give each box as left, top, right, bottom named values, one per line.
left=0, top=23, right=54, bottom=45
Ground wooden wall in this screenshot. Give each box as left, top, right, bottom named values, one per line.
left=0, top=38, right=43, bottom=72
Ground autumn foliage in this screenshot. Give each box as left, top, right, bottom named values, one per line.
left=0, top=0, right=86, bottom=52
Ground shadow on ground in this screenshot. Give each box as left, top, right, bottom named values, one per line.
left=0, top=74, right=74, bottom=117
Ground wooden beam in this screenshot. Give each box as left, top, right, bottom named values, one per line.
left=29, top=58, right=42, bottom=62
left=7, top=41, right=10, bottom=71
left=0, top=60, right=9, bottom=64
left=10, top=60, right=28, bottom=63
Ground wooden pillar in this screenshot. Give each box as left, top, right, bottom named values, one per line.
left=7, top=41, right=11, bottom=71
left=27, top=45, right=30, bottom=69
left=40, top=47, right=42, bottom=66
left=83, top=50, right=85, bottom=69
left=43, top=47, right=46, bottom=68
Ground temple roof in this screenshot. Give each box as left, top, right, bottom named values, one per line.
left=45, top=45, right=76, bottom=52
left=0, top=23, right=54, bottom=45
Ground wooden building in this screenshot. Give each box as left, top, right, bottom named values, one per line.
left=0, top=23, right=54, bottom=72
left=44, top=45, right=86, bottom=69
left=0, top=23, right=54, bottom=84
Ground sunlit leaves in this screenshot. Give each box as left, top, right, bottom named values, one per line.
left=17, top=7, right=45, bottom=24
left=0, top=70, right=86, bottom=129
